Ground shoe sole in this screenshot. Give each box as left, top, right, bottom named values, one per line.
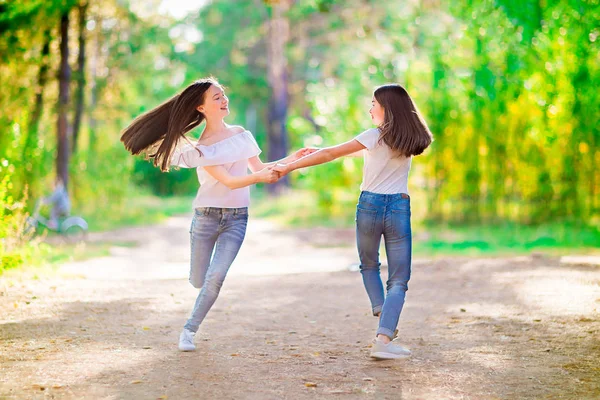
left=370, top=352, right=411, bottom=360
left=179, top=346, right=196, bottom=352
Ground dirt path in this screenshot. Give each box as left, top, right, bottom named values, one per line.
left=1, top=215, right=599, bottom=399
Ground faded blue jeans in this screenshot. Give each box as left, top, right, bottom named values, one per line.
left=184, top=207, right=248, bottom=333
left=356, top=191, right=412, bottom=340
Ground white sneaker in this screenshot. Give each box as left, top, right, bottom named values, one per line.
left=178, top=329, right=196, bottom=352
left=370, top=338, right=411, bottom=360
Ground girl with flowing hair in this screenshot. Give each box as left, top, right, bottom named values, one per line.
left=274, top=84, right=433, bottom=359
left=121, top=78, right=315, bottom=351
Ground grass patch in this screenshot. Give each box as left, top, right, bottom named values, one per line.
left=414, top=222, right=600, bottom=256
left=252, top=190, right=600, bottom=256
left=252, top=189, right=356, bottom=228
left=2, top=188, right=194, bottom=275
left=83, top=191, right=194, bottom=232
left=0, top=239, right=112, bottom=278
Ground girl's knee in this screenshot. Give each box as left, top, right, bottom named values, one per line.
left=203, top=277, right=225, bottom=294
left=387, top=281, right=408, bottom=292
left=189, top=276, right=204, bottom=289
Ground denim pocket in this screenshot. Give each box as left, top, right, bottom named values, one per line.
left=390, top=209, right=411, bottom=237
left=356, top=207, right=377, bottom=235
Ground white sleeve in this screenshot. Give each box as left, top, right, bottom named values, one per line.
left=354, top=128, right=381, bottom=150
left=170, top=146, right=204, bottom=168
left=170, top=131, right=262, bottom=169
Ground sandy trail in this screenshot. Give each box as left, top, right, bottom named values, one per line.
left=1, top=215, right=599, bottom=399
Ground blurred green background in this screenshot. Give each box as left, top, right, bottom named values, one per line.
left=1, top=0, right=599, bottom=271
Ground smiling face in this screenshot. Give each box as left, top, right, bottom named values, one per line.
left=196, top=84, right=229, bottom=119
left=369, top=96, right=385, bottom=126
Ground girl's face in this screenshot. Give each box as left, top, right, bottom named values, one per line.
left=197, top=84, right=229, bottom=119
left=370, top=96, right=385, bottom=126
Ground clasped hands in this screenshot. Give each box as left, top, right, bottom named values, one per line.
left=257, top=147, right=318, bottom=184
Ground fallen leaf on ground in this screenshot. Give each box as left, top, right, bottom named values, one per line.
left=305, top=382, right=317, bottom=387
left=130, top=380, right=143, bottom=384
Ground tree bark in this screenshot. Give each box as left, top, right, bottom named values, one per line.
left=266, top=0, right=291, bottom=194
left=72, top=1, right=87, bottom=153
left=57, top=10, right=71, bottom=188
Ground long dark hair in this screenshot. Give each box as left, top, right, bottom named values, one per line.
left=374, top=84, right=433, bottom=157
left=120, top=78, right=219, bottom=171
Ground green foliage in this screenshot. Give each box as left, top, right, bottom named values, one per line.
left=1, top=0, right=599, bottom=271
left=0, top=166, right=54, bottom=273
left=83, top=188, right=193, bottom=232
left=281, top=0, right=600, bottom=225
left=132, top=158, right=198, bottom=196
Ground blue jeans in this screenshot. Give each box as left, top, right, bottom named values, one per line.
left=356, top=191, right=412, bottom=339
left=184, top=207, right=248, bottom=333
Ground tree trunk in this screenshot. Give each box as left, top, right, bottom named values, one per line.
left=57, top=10, right=71, bottom=188
left=266, top=0, right=291, bottom=194
left=72, top=1, right=87, bottom=153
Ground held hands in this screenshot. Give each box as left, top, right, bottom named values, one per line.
left=271, top=146, right=318, bottom=179
left=257, top=164, right=288, bottom=183
left=256, top=167, right=280, bottom=184
left=272, top=163, right=290, bottom=177
left=259, top=147, right=319, bottom=184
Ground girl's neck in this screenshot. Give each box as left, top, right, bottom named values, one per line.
left=203, top=118, right=227, bottom=135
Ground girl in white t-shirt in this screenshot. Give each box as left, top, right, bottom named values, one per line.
left=274, top=84, right=433, bottom=360
left=121, top=78, right=314, bottom=351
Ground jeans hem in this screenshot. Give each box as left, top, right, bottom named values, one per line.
left=183, top=323, right=199, bottom=333
left=376, top=327, right=395, bottom=339
left=372, top=305, right=383, bottom=316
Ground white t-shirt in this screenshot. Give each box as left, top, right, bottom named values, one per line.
left=354, top=128, right=412, bottom=195
left=170, top=130, right=261, bottom=208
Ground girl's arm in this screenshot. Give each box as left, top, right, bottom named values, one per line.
left=273, top=140, right=366, bottom=176
left=203, top=165, right=279, bottom=190
left=247, top=148, right=318, bottom=173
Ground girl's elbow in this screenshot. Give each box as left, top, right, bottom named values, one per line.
left=217, top=178, right=236, bottom=189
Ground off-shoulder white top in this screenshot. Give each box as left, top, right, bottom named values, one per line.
left=170, top=130, right=261, bottom=209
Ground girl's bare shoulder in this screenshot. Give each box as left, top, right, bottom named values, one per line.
left=226, top=125, right=247, bottom=135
